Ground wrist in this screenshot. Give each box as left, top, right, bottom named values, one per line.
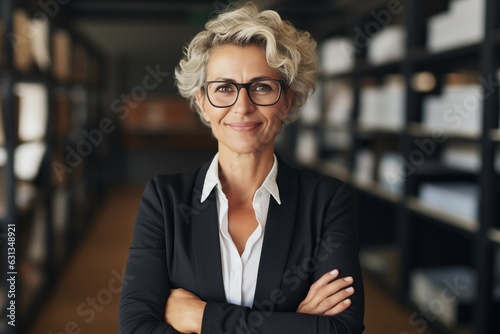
left=193, top=300, right=206, bottom=333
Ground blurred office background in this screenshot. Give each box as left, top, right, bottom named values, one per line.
left=0, top=0, right=499, bottom=333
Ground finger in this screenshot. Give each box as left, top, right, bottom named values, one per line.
left=318, top=286, right=355, bottom=314
left=301, top=270, right=340, bottom=305
left=323, top=298, right=352, bottom=316
left=308, top=276, right=354, bottom=306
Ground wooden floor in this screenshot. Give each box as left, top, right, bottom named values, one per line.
left=28, top=186, right=436, bottom=334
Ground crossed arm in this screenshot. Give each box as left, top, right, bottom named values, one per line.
left=119, top=178, right=365, bottom=334
left=165, top=269, right=356, bottom=333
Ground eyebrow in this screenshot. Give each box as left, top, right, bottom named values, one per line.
left=211, top=76, right=276, bottom=82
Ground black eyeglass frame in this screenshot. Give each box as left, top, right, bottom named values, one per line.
left=201, top=79, right=285, bottom=108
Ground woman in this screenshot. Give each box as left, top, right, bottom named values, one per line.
left=119, top=3, right=364, bottom=333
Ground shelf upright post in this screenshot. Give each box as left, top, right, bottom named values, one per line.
left=475, top=0, right=499, bottom=333
left=1, top=0, right=17, bottom=333
left=396, top=0, right=421, bottom=295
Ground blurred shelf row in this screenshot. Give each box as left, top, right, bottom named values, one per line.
left=0, top=0, right=105, bottom=333
left=278, top=0, right=500, bottom=333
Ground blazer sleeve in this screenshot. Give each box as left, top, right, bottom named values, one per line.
left=200, top=180, right=365, bottom=334
left=118, top=178, right=181, bottom=334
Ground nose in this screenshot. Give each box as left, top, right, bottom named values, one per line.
left=231, top=87, right=255, bottom=114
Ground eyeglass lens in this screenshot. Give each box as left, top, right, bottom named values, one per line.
left=206, top=80, right=281, bottom=107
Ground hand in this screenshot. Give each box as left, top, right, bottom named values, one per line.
left=296, top=269, right=354, bottom=316
left=165, top=288, right=206, bottom=334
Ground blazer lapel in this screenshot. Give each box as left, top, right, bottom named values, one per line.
left=191, top=162, right=226, bottom=303
left=252, top=158, right=298, bottom=311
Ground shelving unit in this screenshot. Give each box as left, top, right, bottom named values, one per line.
left=0, top=1, right=105, bottom=333
left=282, top=0, right=500, bottom=333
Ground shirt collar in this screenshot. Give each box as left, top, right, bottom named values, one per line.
left=200, top=153, right=281, bottom=205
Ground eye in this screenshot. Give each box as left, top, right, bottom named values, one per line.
left=252, top=83, right=273, bottom=94
left=214, top=83, right=235, bottom=94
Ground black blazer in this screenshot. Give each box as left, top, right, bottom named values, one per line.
left=119, top=157, right=365, bottom=333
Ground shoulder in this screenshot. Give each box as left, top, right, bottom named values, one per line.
left=143, top=160, right=211, bottom=203
left=278, top=158, right=348, bottom=197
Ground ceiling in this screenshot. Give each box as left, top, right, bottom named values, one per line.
left=64, top=0, right=390, bottom=58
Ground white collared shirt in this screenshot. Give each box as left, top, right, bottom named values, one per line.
left=200, top=153, right=281, bottom=307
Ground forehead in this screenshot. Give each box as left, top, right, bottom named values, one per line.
left=206, top=44, right=280, bottom=80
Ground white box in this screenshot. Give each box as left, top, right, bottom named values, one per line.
left=368, top=25, right=406, bottom=65
left=419, top=182, right=479, bottom=221
left=359, top=81, right=405, bottom=131
left=295, top=129, right=318, bottom=165
left=442, top=143, right=481, bottom=172
left=320, top=37, right=355, bottom=75
left=427, top=0, right=486, bottom=53
left=410, top=266, right=477, bottom=327
left=354, top=150, right=375, bottom=185
left=422, top=84, right=483, bottom=136
left=325, top=79, right=353, bottom=126
left=378, top=152, right=404, bottom=195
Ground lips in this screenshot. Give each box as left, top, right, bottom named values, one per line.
left=226, top=121, right=262, bottom=132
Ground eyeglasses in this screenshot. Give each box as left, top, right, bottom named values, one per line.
left=201, top=79, right=285, bottom=108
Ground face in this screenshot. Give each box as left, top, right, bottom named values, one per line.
left=195, top=44, right=294, bottom=155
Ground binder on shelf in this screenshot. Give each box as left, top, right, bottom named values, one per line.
left=410, top=265, right=500, bottom=327
left=13, top=8, right=34, bottom=72
left=353, top=149, right=375, bottom=185
left=418, top=182, right=479, bottom=223
left=52, top=29, right=72, bottom=83
left=53, top=92, right=73, bottom=136
left=73, top=43, right=89, bottom=84
left=14, top=142, right=46, bottom=181
left=367, top=25, right=406, bottom=66
left=358, top=75, right=405, bottom=131
left=299, top=82, right=322, bottom=125
left=427, top=0, right=486, bottom=53
left=324, top=79, right=353, bottom=127
left=320, top=37, right=355, bottom=75
left=295, top=129, right=318, bottom=166
left=378, top=152, right=404, bottom=195
left=19, top=203, right=47, bottom=313
left=323, top=128, right=351, bottom=150
left=14, top=83, right=48, bottom=142
left=422, top=83, right=483, bottom=136
left=30, top=15, right=51, bottom=71
left=441, top=143, right=481, bottom=172
left=52, top=186, right=69, bottom=263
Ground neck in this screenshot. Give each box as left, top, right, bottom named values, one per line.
left=217, top=145, right=275, bottom=204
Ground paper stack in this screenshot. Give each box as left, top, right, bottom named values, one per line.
left=378, top=152, right=405, bottom=195
left=418, top=182, right=479, bottom=222
left=359, top=76, right=405, bottom=131
left=410, top=266, right=476, bottom=327
left=422, top=84, right=483, bottom=136
left=368, top=25, right=406, bottom=66
left=441, top=143, right=481, bottom=172
left=427, top=0, right=486, bottom=53
left=324, top=79, right=353, bottom=127
left=320, top=37, right=355, bottom=75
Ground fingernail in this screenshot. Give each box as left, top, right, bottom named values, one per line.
left=344, top=299, right=351, bottom=304
left=346, top=287, right=354, bottom=293
left=344, top=277, right=353, bottom=282
left=330, top=269, right=338, bottom=275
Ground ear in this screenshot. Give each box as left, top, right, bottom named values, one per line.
left=195, top=89, right=211, bottom=123
left=281, top=89, right=295, bottom=120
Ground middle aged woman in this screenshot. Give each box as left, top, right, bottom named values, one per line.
left=119, top=3, right=365, bottom=334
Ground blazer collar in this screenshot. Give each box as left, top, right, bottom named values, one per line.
left=190, top=155, right=299, bottom=308
left=252, top=156, right=298, bottom=310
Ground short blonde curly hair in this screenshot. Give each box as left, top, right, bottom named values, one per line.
left=174, top=2, right=319, bottom=126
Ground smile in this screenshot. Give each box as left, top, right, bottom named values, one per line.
left=226, top=122, right=262, bottom=132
